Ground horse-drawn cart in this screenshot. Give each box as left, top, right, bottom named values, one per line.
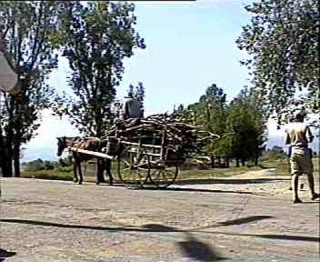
left=70, top=113, right=219, bottom=189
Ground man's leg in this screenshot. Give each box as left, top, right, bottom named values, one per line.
left=292, top=173, right=302, bottom=203
left=301, top=152, right=319, bottom=200
left=290, top=156, right=302, bottom=203
left=306, top=172, right=319, bottom=200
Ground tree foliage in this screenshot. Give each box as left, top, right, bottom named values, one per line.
left=225, top=87, right=267, bottom=165
left=196, top=84, right=228, bottom=156
left=176, top=83, right=228, bottom=157
left=236, top=0, right=319, bottom=125
left=175, top=84, right=266, bottom=166
left=53, top=1, right=146, bottom=137
left=0, top=1, right=61, bottom=176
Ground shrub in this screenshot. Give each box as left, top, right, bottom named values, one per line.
left=260, top=150, right=288, bottom=161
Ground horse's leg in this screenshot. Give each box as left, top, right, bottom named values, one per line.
left=77, top=159, right=83, bottom=185
left=73, top=157, right=78, bottom=183
left=96, top=158, right=106, bottom=185
left=96, top=159, right=101, bottom=185
left=105, top=159, right=113, bottom=185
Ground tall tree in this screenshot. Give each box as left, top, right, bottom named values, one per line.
left=54, top=1, right=146, bottom=137
left=194, top=84, right=228, bottom=159
left=179, top=84, right=228, bottom=166
left=199, top=83, right=227, bottom=135
left=0, top=1, right=61, bottom=177
left=225, top=87, right=267, bottom=166
left=185, top=84, right=227, bottom=131
left=236, top=0, right=319, bottom=125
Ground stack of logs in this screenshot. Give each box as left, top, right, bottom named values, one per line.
left=105, top=113, right=220, bottom=158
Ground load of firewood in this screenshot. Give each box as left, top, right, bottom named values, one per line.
left=104, top=113, right=219, bottom=157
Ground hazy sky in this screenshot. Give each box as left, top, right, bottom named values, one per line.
left=24, top=0, right=304, bottom=160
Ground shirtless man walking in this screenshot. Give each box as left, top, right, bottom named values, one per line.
left=285, top=111, right=319, bottom=203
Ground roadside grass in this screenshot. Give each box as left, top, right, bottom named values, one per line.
left=21, top=157, right=319, bottom=182
left=260, top=157, right=319, bottom=177
left=22, top=160, right=265, bottom=182
left=21, top=170, right=74, bottom=181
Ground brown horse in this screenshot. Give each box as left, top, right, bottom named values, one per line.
left=56, top=136, right=113, bottom=185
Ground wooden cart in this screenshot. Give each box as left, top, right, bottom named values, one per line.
left=115, top=127, right=184, bottom=189
left=70, top=114, right=219, bottom=189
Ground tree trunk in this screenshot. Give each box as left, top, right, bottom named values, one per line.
left=13, top=141, right=21, bottom=177
left=225, top=156, right=230, bottom=168
left=210, top=155, right=215, bottom=168
left=217, top=156, right=221, bottom=168
left=241, top=158, right=245, bottom=166
left=236, top=158, right=240, bottom=167
left=2, top=99, right=15, bottom=177
left=0, top=126, right=4, bottom=176
left=1, top=145, right=13, bottom=177
left=1, top=130, right=13, bottom=177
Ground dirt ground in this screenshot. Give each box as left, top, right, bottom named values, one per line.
left=1, top=168, right=319, bottom=262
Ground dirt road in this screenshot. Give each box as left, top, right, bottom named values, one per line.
left=1, top=169, right=319, bottom=261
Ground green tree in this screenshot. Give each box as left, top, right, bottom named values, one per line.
left=177, top=84, right=228, bottom=166
left=24, top=158, right=44, bottom=172
left=236, top=0, right=319, bottom=125
left=0, top=1, right=61, bottom=177
left=185, top=84, right=227, bottom=130
left=225, top=87, right=267, bottom=166
left=192, top=84, right=228, bottom=159
left=172, top=104, right=192, bottom=124
left=54, top=1, right=146, bottom=137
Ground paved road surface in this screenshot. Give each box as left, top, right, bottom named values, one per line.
left=1, top=170, right=319, bottom=261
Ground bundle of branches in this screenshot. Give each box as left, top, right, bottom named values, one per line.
left=104, top=113, right=219, bottom=158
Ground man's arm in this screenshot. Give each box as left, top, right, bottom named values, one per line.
left=306, top=126, right=314, bottom=143
left=284, top=131, right=291, bottom=157
left=284, top=129, right=291, bottom=146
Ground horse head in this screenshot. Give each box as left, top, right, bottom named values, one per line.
left=56, top=136, right=68, bottom=157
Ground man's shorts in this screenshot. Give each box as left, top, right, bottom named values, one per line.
left=290, top=147, right=313, bottom=176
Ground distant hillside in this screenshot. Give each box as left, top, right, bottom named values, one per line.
left=22, top=146, right=58, bottom=163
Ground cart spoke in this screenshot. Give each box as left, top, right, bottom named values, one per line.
left=117, top=145, right=148, bottom=188
left=147, top=163, right=179, bottom=189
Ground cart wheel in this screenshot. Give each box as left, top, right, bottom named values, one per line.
left=147, top=162, right=179, bottom=189
left=117, top=145, right=149, bottom=189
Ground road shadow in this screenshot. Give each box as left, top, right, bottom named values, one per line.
left=1, top=216, right=318, bottom=262
left=178, top=233, right=227, bottom=261
left=155, top=187, right=262, bottom=196
left=2, top=218, right=318, bottom=243
left=194, top=230, right=320, bottom=243
left=257, top=234, right=320, bottom=242
left=99, top=184, right=266, bottom=196
left=175, top=177, right=290, bottom=186
left=141, top=225, right=227, bottom=261
left=141, top=224, right=177, bottom=232
left=0, top=218, right=144, bottom=233
left=0, top=219, right=227, bottom=261
left=1, top=216, right=272, bottom=232
left=217, top=215, right=273, bottom=226
left=192, top=215, right=273, bottom=231
left=0, top=248, right=16, bottom=261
